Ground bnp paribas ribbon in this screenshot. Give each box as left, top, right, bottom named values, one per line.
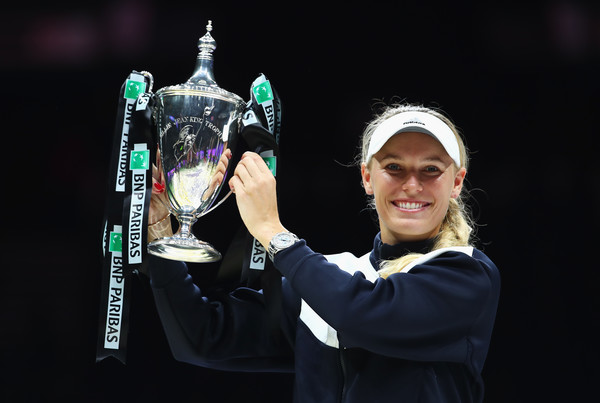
left=97, top=20, right=282, bottom=364
left=97, top=70, right=154, bottom=363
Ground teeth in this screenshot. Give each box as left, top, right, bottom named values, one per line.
left=396, top=201, right=426, bottom=209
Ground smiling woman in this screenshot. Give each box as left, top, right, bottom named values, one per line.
left=146, top=101, right=500, bottom=403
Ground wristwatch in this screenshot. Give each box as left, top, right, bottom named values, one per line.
left=268, top=231, right=300, bottom=261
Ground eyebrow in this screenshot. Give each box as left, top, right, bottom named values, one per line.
left=378, top=154, right=448, bottom=164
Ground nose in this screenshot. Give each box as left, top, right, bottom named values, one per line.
left=402, top=174, right=423, bottom=193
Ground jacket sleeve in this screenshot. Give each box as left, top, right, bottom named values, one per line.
left=147, top=255, right=298, bottom=372
left=274, top=241, right=500, bottom=363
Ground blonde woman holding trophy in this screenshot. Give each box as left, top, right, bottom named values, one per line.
left=147, top=103, right=500, bottom=403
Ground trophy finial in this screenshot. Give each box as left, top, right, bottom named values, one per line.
left=198, top=20, right=216, bottom=59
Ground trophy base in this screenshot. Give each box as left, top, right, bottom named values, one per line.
left=147, top=236, right=222, bottom=263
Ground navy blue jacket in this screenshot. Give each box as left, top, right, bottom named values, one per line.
left=148, top=234, right=500, bottom=402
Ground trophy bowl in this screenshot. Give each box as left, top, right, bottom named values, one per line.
left=147, top=21, right=245, bottom=263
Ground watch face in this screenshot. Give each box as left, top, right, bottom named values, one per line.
left=269, top=232, right=299, bottom=261
left=275, top=233, right=295, bottom=248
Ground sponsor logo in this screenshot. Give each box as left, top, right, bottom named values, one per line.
left=262, top=156, right=277, bottom=176
left=250, top=238, right=266, bottom=270
left=252, top=81, right=274, bottom=104
left=128, top=144, right=149, bottom=264
left=403, top=118, right=425, bottom=126
left=130, top=149, right=150, bottom=170
left=109, top=231, right=122, bottom=253
left=124, top=79, right=146, bottom=100
left=116, top=72, right=145, bottom=192
left=105, top=225, right=125, bottom=349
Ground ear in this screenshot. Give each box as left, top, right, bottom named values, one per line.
left=361, top=163, right=374, bottom=195
left=451, top=167, right=467, bottom=199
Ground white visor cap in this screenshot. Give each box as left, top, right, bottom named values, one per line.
left=366, top=111, right=462, bottom=168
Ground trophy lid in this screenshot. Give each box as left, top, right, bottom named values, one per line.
left=155, top=20, right=244, bottom=106
left=187, top=20, right=218, bottom=87
left=197, top=20, right=216, bottom=60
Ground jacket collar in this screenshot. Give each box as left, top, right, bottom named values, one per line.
left=369, top=232, right=436, bottom=268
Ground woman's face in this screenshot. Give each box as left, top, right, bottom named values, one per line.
left=361, top=132, right=466, bottom=244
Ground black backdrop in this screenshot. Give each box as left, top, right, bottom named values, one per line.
left=2, top=1, right=598, bottom=402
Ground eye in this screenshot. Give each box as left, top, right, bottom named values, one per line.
left=423, top=165, right=441, bottom=174
left=385, top=163, right=402, bottom=171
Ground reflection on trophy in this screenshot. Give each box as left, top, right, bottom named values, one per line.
left=148, top=20, right=245, bottom=263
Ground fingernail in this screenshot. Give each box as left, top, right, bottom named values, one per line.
left=153, top=182, right=165, bottom=193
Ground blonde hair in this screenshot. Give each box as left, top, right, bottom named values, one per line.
left=359, top=103, right=474, bottom=279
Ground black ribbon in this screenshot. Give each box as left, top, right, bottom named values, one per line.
left=237, top=74, right=284, bottom=338
left=97, top=71, right=154, bottom=363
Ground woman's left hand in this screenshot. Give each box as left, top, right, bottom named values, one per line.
left=228, top=152, right=286, bottom=248
left=148, top=147, right=173, bottom=242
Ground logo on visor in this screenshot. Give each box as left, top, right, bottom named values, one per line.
left=403, top=118, right=425, bottom=126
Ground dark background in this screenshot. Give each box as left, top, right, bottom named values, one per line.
left=1, top=0, right=598, bottom=401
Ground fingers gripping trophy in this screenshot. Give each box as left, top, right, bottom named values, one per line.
left=148, top=21, right=247, bottom=263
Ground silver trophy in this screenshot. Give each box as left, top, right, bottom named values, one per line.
left=148, top=21, right=245, bottom=263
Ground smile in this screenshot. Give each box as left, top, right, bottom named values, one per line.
left=393, top=201, right=430, bottom=210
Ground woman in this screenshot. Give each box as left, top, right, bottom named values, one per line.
left=147, top=103, right=500, bottom=403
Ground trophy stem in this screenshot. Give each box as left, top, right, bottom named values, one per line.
left=175, top=212, right=196, bottom=239
left=147, top=212, right=222, bottom=263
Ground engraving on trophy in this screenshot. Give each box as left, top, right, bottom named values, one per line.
left=173, top=125, right=197, bottom=163
left=171, top=106, right=216, bottom=162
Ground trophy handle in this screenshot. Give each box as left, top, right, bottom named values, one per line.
left=198, top=189, right=233, bottom=218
